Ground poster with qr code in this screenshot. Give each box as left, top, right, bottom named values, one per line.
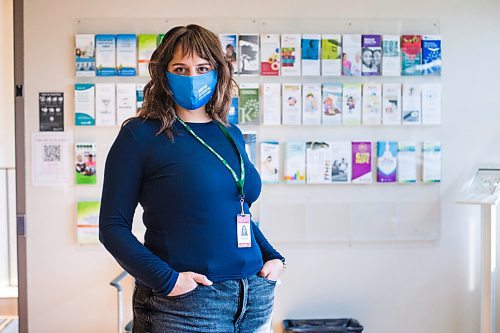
left=32, top=132, right=72, bottom=186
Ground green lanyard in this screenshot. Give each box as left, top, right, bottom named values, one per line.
left=176, top=116, right=246, bottom=200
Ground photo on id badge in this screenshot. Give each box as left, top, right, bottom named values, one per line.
left=237, top=214, right=251, bottom=248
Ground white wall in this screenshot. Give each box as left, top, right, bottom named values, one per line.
left=23, top=1, right=500, bottom=333
left=0, top=0, right=16, bottom=290
left=0, top=0, right=15, bottom=168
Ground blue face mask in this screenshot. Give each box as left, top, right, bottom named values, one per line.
left=166, top=70, right=218, bottom=110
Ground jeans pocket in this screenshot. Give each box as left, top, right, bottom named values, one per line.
left=256, top=275, right=277, bottom=286
left=160, top=284, right=201, bottom=300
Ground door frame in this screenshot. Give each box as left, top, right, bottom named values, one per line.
left=13, top=0, right=28, bottom=331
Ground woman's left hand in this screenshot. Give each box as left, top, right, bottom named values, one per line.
left=258, top=259, right=285, bottom=281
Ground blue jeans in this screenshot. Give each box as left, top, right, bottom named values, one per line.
left=132, top=273, right=276, bottom=333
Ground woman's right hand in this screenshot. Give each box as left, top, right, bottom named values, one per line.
left=167, top=272, right=213, bottom=297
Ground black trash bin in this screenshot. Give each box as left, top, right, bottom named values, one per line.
left=283, top=318, right=364, bottom=333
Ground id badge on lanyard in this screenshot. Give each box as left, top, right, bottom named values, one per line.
left=237, top=214, right=251, bottom=248
left=176, top=116, right=252, bottom=249
left=237, top=197, right=251, bottom=248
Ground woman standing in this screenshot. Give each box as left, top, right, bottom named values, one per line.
left=99, top=24, right=285, bottom=333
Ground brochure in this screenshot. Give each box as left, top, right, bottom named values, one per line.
left=260, top=34, right=280, bottom=76
left=361, top=35, right=382, bottom=76
left=382, top=35, right=401, bottom=76
left=382, top=83, right=402, bottom=125
left=331, top=141, right=352, bottom=183
left=95, top=34, right=116, bottom=76
left=116, top=34, right=137, bottom=76
left=421, top=83, right=442, bottom=125
left=220, top=33, right=238, bottom=74
left=342, top=83, right=362, bottom=125
left=262, top=83, right=281, bottom=125
left=362, top=82, right=382, bottom=125
left=397, top=141, right=417, bottom=183
left=402, top=84, right=422, bottom=125
left=422, top=35, right=442, bottom=76
left=342, top=34, right=362, bottom=76
left=322, top=83, right=343, bottom=125
left=377, top=141, right=398, bottom=182
left=239, top=84, right=259, bottom=124
left=228, top=83, right=239, bottom=124
left=260, top=141, right=280, bottom=183
left=75, top=34, right=95, bottom=77
left=282, top=83, right=302, bottom=125
left=157, top=34, right=165, bottom=45
left=422, top=141, right=441, bottom=182
left=284, top=142, right=306, bottom=184
left=321, top=34, right=342, bottom=76
left=352, top=141, right=372, bottom=183
left=75, top=143, right=97, bottom=185
left=95, top=83, right=116, bottom=126
left=302, top=84, right=322, bottom=125
left=138, top=34, right=157, bottom=77
left=75, top=84, right=95, bottom=126
left=281, top=34, right=301, bottom=76
left=301, top=34, right=321, bottom=76
left=401, top=35, right=422, bottom=76
left=306, top=141, right=332, bottom=184
left=77, top=201, right=100, bottom=244
left=136, top=83, right=145, bottom=111
left=242, top=131, right=257, bottom=165
left=116, top=83, right=137, bottom=125
left=239, top=34, right=260, bottom=75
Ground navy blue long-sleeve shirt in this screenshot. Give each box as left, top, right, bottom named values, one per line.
left=99, top=117, right=284, bottom=296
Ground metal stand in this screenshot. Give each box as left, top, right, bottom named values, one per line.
left=480, top=205, right=496, bottom=333
left=457, top=165, right=500, bottom=333
left=110, top=271, right=129, bottom=333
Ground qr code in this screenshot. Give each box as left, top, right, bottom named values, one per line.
left=43, top=144, right=61, bottom=162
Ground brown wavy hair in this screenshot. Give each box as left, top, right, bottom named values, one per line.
left=131, top=24, right=236, bottom=139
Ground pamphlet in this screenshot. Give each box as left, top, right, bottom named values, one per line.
left=342, top=83, right=362, bottom=125
left=362, top=82, right=382, bottom=125
left=220, top=33, right=238, bottom=74
left=116, top=34, right=137, bottom=76
left=75, top=34, right=95, bottom=77
left=361, top=35, right=382, bottom=76
left=377, top=141, right=398, bottom=182
left=75, top=143, right=97, bottom=185
left=95, top=34, right=116, bottom=76
left=262, top=83, right=281, bottom=125
left=382, top=83, right=402, bottom=125
left=260, top=34, right=280, bottom=76
left=138, top=34, right=157, bottom=77
left=302, top=84, right=322, bottom=125
left=342, top=34, right=362, bottom=76
left=239, top=34, right=260, bottom=75
left=301, top=34, right=321, bottom=76
left=77, top=201, right=100, bottom=244
left=402, top=84, right=422, bottom=125
left=95, top=83, right=116, bottom=126
left=284, top=142, right=306, bottom=184
left=116, top=83, right=137, bottom=125
left=322, top=83, right=343, bottom=125
left=352, top=141, right=372, bottom=183
left=260, top=141, right=280, bottom=184
left=239, top=84, right=260, bottom=124
left=75, top=84, right=95, bottom=126
left=321, top=34, right=342, bottom=76
left=282, top=83, right=302, bottom=125
left=281, top=34, right=301, bottom=76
